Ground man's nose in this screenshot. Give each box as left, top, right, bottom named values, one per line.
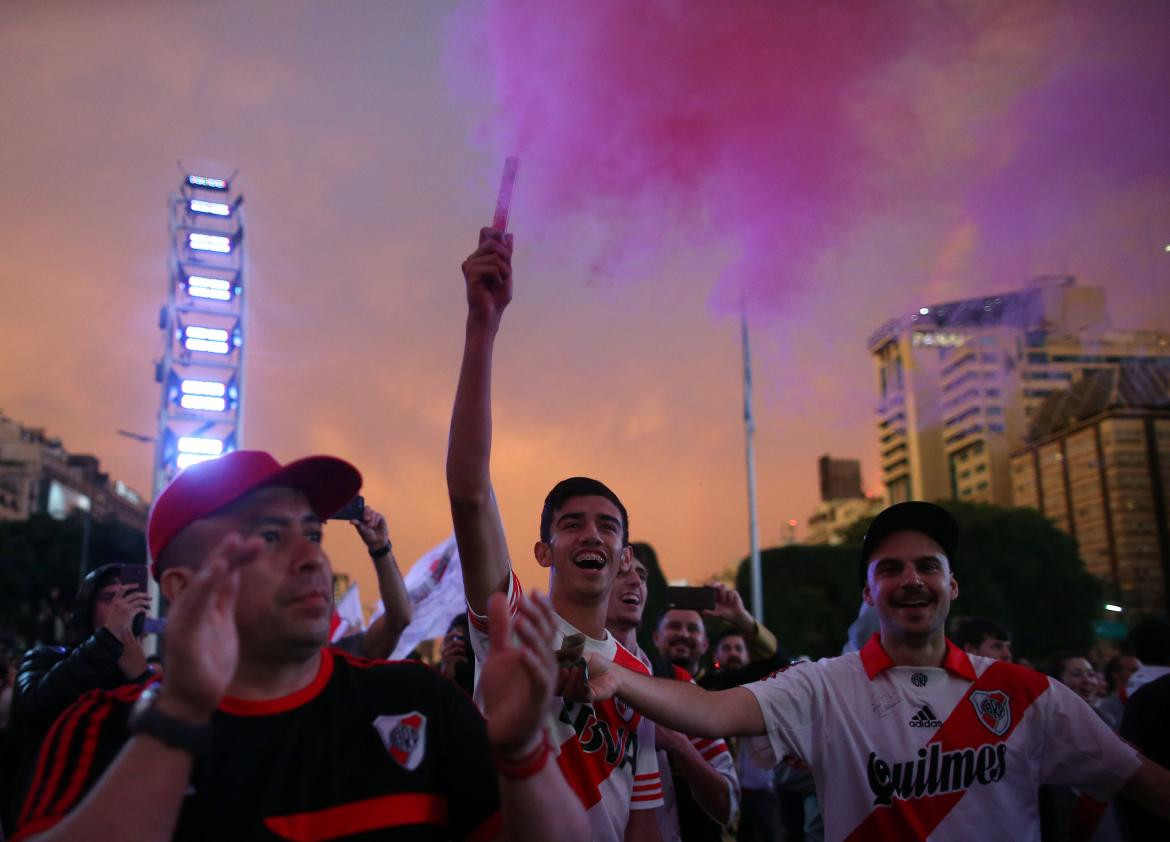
left=293, top=536, right=327, bottom=571
left=900, top=565, right=924, bottom=586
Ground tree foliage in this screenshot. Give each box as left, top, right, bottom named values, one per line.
left=0, top=514, right=146, bottom=648
left=736, top=501, right=1103, bottom=661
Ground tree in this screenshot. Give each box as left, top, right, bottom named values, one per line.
left=0, top=513, right=146, bottom=649
left=736, top=501, right=1103, bottom=661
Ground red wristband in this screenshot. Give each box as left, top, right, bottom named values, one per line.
left=493, top=735, right=552, bottom=781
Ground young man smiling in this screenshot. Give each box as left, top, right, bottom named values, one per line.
left=584, top=501, right=1170, bottom=841
left=449, top=228, right=663, bottom=842
left=606, top=552, right=738, bottom=842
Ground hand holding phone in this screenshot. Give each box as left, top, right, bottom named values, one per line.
left=329, top=495, right=365, bottom=521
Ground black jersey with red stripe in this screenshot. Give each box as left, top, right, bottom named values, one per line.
left=16, top=648, right=501, bottom=841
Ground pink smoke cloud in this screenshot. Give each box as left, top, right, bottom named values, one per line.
left=445, top=0, right=1169, bottom=317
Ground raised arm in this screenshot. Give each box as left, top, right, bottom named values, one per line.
left=587, top=653, right=765, bottom=740
left=350, top=506, right=411, bottom=658
left=448, top=228, right=515, bottom=615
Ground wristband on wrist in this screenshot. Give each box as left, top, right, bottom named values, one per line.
left=368, top=542, right=392, bottom=559
left=492, top=735, right=552, bottom=781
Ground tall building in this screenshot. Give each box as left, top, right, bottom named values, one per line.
left=818, top=454, right=864, bottom=501
left=868, top=276, right=1170, bottom=506
left=806, top=496, right=884, bottom=546
left=1009, top=363, right=1170, bottom=615
left=0, top=410, right=148, bottom=530
left=807, top=454, right=880, bottom=545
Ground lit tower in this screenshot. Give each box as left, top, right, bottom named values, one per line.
left=153, top=171, right=246, bottom=492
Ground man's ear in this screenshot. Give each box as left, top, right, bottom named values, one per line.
left=534, top=541, right=553, bottom=570
left=619, top=545, right=632, bottom=574
left=862, top=584, right=874, bottom=606
left=159, top=567, right=193, bottom=602
left=950, top=575, right=959, bottom=601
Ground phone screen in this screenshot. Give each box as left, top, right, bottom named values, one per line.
left=666, top=585, right=716, bottom=612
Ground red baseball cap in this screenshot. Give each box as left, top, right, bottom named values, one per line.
left=147, top=450, right=362, bottom=577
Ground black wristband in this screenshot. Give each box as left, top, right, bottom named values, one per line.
left=128, top=686, right=212, bottom=755
left=368, top=543, right=392, bottom=559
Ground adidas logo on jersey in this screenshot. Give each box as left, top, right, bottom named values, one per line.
left=908, top=704, right=942, bottom=728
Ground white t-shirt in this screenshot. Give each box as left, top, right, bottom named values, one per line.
left=468, top=572, right=664, bottom=842
left=743, top=634, right=1140, bottom=842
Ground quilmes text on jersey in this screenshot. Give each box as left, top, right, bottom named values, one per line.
left=866, top=742, right=1007, bottom=805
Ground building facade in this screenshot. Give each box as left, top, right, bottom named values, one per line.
left=869, top=276, right=1170, bottom=506
left=1009, top=364, right=1170, bottom=615
left=0, top=410, right=148, bottom=531
left=818, top=454, right=864, bottom=501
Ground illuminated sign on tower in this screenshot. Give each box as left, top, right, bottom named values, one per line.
left=153, top=171, right=246, bottom=483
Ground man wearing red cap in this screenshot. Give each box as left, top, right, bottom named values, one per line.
left=580, top=501, right=1170, bottom=841
left=14, top=450, right=588, bottom=842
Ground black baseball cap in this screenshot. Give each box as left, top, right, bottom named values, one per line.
left=859, top=501, right=959, bottom=584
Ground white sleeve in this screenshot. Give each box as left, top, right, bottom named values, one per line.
left=467, top=571, right=523, bottom=709
left=1036, top=678, right=1141, bottom=797
left=466, top=570, right=522, bottom=666
left=689, top=735, right=739, bottom=825
left=741, top=662, right=820, bottom=769
left=631, top=711, right=665, bottom=810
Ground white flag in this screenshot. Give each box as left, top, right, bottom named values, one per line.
left=388, top=534, right=466, bottom=660
left=331, top=583, right=365, bottom=643
left=368, top=599, right=385, bottom=626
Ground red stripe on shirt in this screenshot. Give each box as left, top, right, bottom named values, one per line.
left=465, top=810, right=503, bottom=842
left=468, top=571, right=522, bottom=632
left=845, top=661, right=1049, bottom=842
left=635, top=773, right=659, bottom=780
left=701, top=743, right=730, bottom=761
left=46, top=700, right=114, bottom=818
left=21, top=694, right=100, bottom=826
left=263, top=793, right=448, bottom=840
left=219, top=648, right=334, bottom=716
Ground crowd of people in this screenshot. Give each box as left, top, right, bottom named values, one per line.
left=0, top=227, right=1168, bottom=840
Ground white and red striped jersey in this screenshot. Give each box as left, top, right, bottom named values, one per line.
left=742, top=634, right=1140, bottom=842
left=468, top=573, right=664, bottom=842
left=632, top=648, right=740, bottom=842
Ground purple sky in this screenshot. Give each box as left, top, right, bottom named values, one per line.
left=2, top=1, right=1168, bottom=608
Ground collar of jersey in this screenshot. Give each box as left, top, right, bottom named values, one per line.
left=553, top=612, right=616, bottom=660
left=218, top=647, right=335, bottom=716
left=859, top=633, right=976, bottom=681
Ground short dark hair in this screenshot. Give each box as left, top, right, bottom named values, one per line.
left=952, top=616, right=1010, bottom=650
left=539, top=477, right=629, bottom=546
left=1126, top=616, right=1170, bottom=666
left=711, top=629, right=747, bottom=653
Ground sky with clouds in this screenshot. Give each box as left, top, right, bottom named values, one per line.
left=2, top=0, right=1167, bottom=608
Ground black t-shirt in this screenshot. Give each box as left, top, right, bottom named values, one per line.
left=16, top=648, right=501, bottom=841
left=1119, top=673, right=1170, bottom=840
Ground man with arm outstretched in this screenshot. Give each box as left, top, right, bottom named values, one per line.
left=586, top=501, right=1170, bottom=841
